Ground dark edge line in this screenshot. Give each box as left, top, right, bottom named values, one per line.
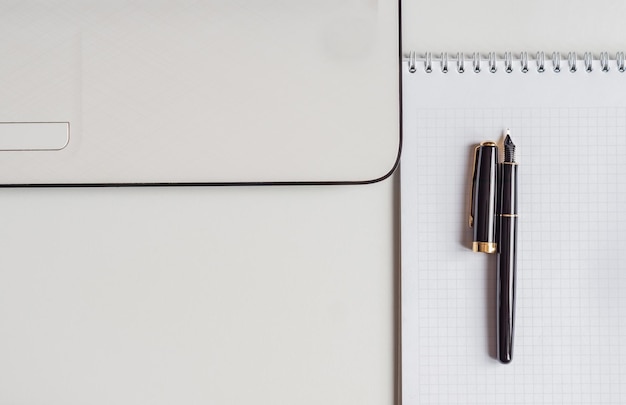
left=1, top=8, right=403, bottom=189
left=395, top=1, right=403, bottom=404
left=394, top=176, right=402, bottom=405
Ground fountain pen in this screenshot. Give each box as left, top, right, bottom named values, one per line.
left=497, top=131, right=518, bottom=364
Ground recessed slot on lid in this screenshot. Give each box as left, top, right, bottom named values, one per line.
left=0, top=123, right=69, bottom=151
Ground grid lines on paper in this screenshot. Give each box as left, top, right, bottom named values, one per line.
left=408, top=106, right=626, bottom=405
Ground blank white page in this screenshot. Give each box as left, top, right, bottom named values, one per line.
left=401, top=55, right=626, bottom=404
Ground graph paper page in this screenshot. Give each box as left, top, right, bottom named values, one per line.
left=401, top=58, right=626, bottom=404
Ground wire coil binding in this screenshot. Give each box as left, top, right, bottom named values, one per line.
left=552, top=52, right=561, bottom=73
left=406, top=52, right=626, bottom=73
left=473, top=53, right=481, bottom=73
left=584, top=52, right=593, bottom=72
left=537, top=52, right=545, bottom=72
left=568, top=52, right=577, bottom=72
left=504, top=52, right=513, bottom=73
left=520, top=52, right=529, bottom=73
left=618, top=52, right=626, bottom=72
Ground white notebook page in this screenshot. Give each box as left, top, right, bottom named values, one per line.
left=401, top=56, right=626, bottom=404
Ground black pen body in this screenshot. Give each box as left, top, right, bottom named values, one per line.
left=497, top=161, right=518, bottom=364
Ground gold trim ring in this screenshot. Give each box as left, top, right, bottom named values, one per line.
left=472, top=241, right=497, bottom=254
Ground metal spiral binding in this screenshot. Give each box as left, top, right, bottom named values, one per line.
left=504, top=52, right=513, bottom=73
left=520, top=52, right=529, bottom=73
left=568, top=52, right=577, bottom=72
left=601, top=52, right=610, bottom=72
left=457, top=52, right=465, bottom=73
left=441, top=52, right=449, bottom=73
left=406, top=52, right=626, bottom=74
left=408, top=51, right=417, bottom=73
left=536, top=52, right=545, bottom=72
left=552, top=52, right=561, bottom=73
left=584, top=52, right=593, bottom=72
left=473, top=53, right=481, bottom=73
left=488, top=52, right=497, bottom=73
left=425, top=52, right=432, bottom=73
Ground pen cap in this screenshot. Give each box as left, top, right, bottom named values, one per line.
left=470, top=142, right=498, bottom=253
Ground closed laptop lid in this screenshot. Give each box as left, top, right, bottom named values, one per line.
left=0, top=1, right=400, bottom=185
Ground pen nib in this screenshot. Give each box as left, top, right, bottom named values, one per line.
left=504, top=133, right=516, bottom=163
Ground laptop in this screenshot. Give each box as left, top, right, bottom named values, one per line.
left=0, top=1, right=400, bottom=185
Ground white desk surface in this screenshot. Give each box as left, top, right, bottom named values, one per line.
left=3, top=0, right=626, bottom=404
left=0, top=183, right=396, bottom=404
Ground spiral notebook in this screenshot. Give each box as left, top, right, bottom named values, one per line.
left=401, top=52, right=626, bottom=405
